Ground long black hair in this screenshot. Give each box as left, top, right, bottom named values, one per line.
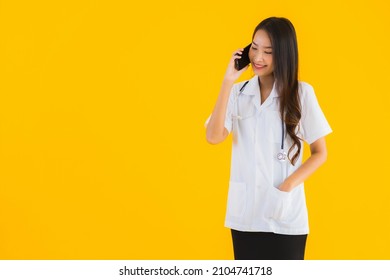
left=253, top=17, right=302, bottom=165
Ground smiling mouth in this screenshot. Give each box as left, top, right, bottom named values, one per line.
left=253, top=63, right=266, bottom=68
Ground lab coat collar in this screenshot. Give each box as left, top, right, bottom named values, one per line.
left=240, top=75, right=258, bottom=96
left=241, top=75, right=279, bottom=100
left=240, top=75, right=279, bottom=112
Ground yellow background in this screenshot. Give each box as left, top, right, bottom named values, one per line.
left=0, top=0, right=389, bottom=259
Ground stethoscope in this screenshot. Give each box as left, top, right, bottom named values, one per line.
left=233, top=81, right=287, bottom=162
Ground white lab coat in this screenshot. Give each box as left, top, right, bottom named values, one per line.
left=205, top=75, right=332, bottom=234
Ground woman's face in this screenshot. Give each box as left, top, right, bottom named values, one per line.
left=249, top=29, right=274, bottom=77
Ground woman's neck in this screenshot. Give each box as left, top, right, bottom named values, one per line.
left=258, top=74, right=275, bottom=104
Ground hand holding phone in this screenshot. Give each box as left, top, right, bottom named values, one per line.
left=234, top=43, right=251, bottom=71
left=223, top=45, right=251, bottom=82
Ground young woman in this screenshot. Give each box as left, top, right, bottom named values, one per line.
left=205, top=17, right=332, bottom=260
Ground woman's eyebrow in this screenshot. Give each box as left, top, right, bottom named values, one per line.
left=252, top=41, right=272, bottom=48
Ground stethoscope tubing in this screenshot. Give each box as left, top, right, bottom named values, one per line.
left=234, top=81, right=287, bottom=162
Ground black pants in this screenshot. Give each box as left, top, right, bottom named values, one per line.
left=231, top=229, right=308, bottom=260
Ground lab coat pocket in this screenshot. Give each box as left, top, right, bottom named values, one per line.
left=226, top=181, right=247, bottom=218
left=267, top=187, right=293, bottom=221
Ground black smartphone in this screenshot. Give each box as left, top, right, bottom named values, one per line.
left=234, top=43, right=251, bottom=71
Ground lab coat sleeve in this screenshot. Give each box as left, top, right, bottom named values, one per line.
left=204, top=85, right=236, bottom=134
left=300, top=83, right=333, bottom=145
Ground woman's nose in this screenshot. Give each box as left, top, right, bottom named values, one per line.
left=253, top=52, right=263, bottom=63
left=253, top=52, right=264, bottom=62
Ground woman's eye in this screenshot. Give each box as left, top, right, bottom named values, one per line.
left=265, top=52, right=272, bottom=54
left=251, top=46, right=257, bottom=50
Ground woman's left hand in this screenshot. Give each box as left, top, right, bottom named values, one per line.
left=278, top=182, right=293, bottom=192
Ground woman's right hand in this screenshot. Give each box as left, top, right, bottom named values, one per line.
left=223, top=48, right=250, bottom=83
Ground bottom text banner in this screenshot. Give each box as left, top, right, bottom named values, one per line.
left=0, top=260, right=389, bottom=280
